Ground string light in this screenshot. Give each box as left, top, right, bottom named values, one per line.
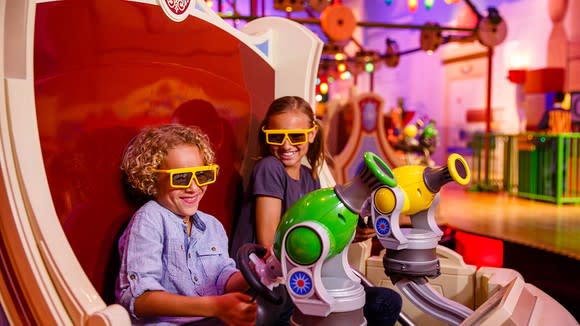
left=320, top=82, right=329, bottom=94
left=424, top=0, right=434, bottom=10
left=408, top=0, right=418, bottom=12
left=365, top=62, right=375, bottom=73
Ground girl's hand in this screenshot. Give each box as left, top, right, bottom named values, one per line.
left=214, top=292, right=257, bottom=326
left=353, top=226, right=376, bottom=243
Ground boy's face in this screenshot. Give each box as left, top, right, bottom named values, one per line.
left=155, top=144, right=207, bottom=218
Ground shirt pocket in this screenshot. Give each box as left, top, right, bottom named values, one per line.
left=196, top=242, right=224, bottom=281
left=166, top=238, right=187, bottom=278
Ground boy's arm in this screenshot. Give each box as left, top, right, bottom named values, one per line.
left=134, top=290, right=256, bottom=325
left=255, top=195, right=282, bottom=248
left=224, top=271, right=249, bottom=293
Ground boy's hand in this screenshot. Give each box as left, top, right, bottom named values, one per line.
left=214, top=292, right=257, bottom=326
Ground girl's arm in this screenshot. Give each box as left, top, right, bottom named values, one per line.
left=134, top=290, right=256, bottom=325
left=255, top=195, right=282, bottom=248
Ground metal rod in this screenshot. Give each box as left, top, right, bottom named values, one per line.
left=486, top=47, right=493, bottom=134
left=484, top=47, right=493, bottom=186
left=350, top=37, right=364, bottom=51
left=463, top=0, right=483, bottom=19
left=219, top=15, right=475, bottom=32
left=250, top=0, right=257, bottom=17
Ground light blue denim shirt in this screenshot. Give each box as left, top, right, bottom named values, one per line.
left=116, top=200, right=238, bottom=325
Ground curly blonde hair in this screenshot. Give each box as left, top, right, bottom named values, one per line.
left=121, top=124, right=215, bottom=197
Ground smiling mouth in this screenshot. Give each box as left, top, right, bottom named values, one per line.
left=181, top=196, right=198, bottom=205
left=279, top=150, right=298, bottom=159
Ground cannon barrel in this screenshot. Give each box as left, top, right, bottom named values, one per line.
left=423, top=153, right=470, bottom=193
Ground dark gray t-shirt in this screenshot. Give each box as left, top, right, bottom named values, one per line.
left=230, top=156, right=320, bottom=257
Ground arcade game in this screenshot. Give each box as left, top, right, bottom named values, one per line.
left=239, top=152, right=577, bottom=325
left=0, top=0, right=576, bottom=325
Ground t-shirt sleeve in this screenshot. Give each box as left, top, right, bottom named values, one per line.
left=251, top=157, right=287, bottom=199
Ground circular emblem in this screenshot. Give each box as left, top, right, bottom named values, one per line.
left=375, top=217, right=391, bottom=236
left=159, top=0, right=191, bottom=22
left=289, top=270, right=313, bottom=296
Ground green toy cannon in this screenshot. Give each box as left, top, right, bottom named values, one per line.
left=237, top=151, right=471, bottom=325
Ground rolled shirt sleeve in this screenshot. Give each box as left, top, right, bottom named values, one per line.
left=117, top=209, right=166, bottom=318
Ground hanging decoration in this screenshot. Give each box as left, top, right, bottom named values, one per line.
left=310, top=0, right=508, bottom=96
left=274, top=0, right=305, bottom=12
left=384, top=38, right=400, bottom=68
left=308, top=0, right=331, bottom=12
left=420, top=22, right=443, bottom=53
left=320, top=3, right=357, bottom=43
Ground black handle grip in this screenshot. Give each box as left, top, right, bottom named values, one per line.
left=236, top=243, right=282, bottom=304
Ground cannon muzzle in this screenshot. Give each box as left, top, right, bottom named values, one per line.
left=423, top=153, right=470, bottom=193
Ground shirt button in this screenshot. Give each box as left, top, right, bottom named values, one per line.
left=130, top=274, right=136, bottom=280
left=211, top=247, right=216, bottom=251
left=193, top=275, right=198, bottom=282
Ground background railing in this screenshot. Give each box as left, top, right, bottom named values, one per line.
left=468, top=132, right=580, bottom=204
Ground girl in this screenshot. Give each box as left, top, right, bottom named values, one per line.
left=231, top=96, right=402, bottom=326
left=116, top=124, right=256, bottom=325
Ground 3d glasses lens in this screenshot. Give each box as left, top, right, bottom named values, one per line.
left=287, top=133, right=307, bottom=144
left=267, top=133, right=286, bottom=144
left=195, top=169, right=216, bottom=185
left=172, top=172, right=193, bottom=186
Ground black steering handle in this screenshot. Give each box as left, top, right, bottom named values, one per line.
left=236, top=243, right=282, bottom=304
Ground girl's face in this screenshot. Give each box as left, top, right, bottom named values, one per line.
left=267, top=110, right=317, bottom=172
left=155, top=144, right=207, bottom=218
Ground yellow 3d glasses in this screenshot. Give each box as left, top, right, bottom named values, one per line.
left=261, top=126, right=316, bottom=145
left=154, top=164, right=219, bottom=188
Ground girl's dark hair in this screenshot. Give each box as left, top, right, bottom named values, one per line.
left=258, top=96, right=326, bottom=180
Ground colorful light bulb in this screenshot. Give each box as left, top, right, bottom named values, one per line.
left=408, top=0, right=418, bottom=12
left=365, top=62, right=375, bottom=73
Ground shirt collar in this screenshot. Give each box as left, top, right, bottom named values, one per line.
left=191, top=212, right=206, bottom=232
left=153, top=200, right=207, bottom=232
